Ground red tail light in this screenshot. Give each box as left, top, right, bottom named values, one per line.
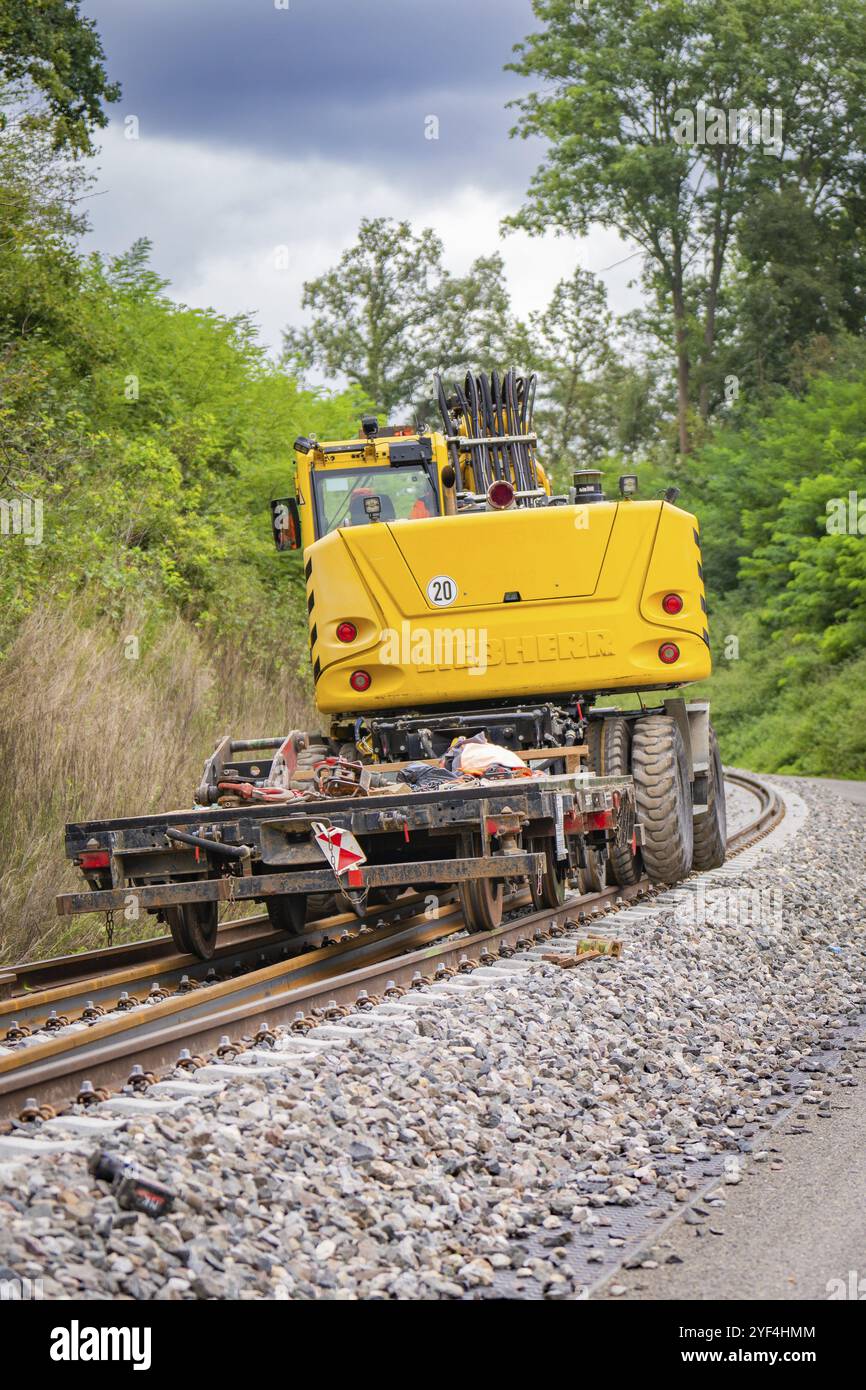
left=662, top=593, right=683, bottom=615
left=487, top=479, right=515, bottom=509
left=336, top=621, right=357, bottom=643
left=658, top=642, right=680, bottom=664
left=349, top=670, right=371, bottom=692
left=79, top=851, right=110, bottom=870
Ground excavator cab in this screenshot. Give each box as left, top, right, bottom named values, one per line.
left=318, top=469, right=435, bottom=533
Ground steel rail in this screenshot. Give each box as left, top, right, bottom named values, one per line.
left=0, top=772, right=784, bottom=1126
left=1, top=889, right=444, bottom=1013
left=0, top=889, right=457, bottom=1036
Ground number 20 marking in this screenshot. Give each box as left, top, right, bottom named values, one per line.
left=426, top=575, right=457, bottom=607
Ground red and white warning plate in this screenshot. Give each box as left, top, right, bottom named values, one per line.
left=311, top=822, right=367, bottom=877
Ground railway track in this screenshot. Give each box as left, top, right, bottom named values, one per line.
left=0, top=890, right=452, bottom=1027
left=0, top=771, right=784, bottom=1129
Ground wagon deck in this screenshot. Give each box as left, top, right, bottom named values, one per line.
left=57, top=768, right=632, bottom=920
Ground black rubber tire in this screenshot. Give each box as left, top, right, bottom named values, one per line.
left=587, top=716, right=642, bottom=885
left=585, top=719, right=602, bottom=775
left=528, top=836, right=568, bottom=910
left=266, top=894, right=308, bottom=936
left=692, top=724, right=728, bottom=870
left=165, top=902, right=219, bottom=960
left=631, top=715, right=694, bottom=884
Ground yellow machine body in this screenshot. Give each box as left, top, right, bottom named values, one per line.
left=291, top=430, right=711, bottom=720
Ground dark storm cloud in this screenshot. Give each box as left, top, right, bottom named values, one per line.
left=83, top=0, right=543, bottom=189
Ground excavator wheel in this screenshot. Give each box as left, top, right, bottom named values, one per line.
left=631, top=715, right=693, bottom=884
left=692, top=723, right=728, bottom=870
left=585, top=716, right=641, bottom=885
left=585, top=719, right=603, bottom=775
left=528, top=836, right=568, bottom=910
left=266, top=894, right=308, bottom=937
left=165, top=902, right=219, bottom=960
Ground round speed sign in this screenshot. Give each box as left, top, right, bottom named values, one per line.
left=426, top=575, right=458, bottom=607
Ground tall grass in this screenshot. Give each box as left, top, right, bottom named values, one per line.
left=0, top=606, right=314, bottom=962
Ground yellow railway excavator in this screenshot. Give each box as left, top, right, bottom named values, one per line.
left=57, top=369, right=726, bottom=961
left=271, top=368, right=727, bottom=889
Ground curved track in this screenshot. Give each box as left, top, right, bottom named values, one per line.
left=0, top=772, right=784, bottom=1127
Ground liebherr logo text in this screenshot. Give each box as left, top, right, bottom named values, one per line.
left=379, top=624, right=615, bottom=676
left=478, top=630, right=615, bottom=666
left=50, top=1321, right=152, bottom=1371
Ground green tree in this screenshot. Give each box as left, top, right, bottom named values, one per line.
left=506, top=0, right=866, bottom=454
left=0, top=145, right=363, bottom=655
left=283, top=218, right=447, bottom=417
left=725, top=187, right=866, bottom=394
left=520, top=268, right=614, bottom=473
left=0, top=0, right=120, bottom=153
left=284, top=221, right=527, bottom=419
left=435, top=253, right=514, bottom=369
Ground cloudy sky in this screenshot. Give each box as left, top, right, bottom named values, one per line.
left=81, top=0, right=641, bottom=353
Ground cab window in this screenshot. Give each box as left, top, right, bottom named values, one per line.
left=313, top=466, right=439, bottom=537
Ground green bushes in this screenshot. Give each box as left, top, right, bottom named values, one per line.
left=0, top=156, right=363, bottom=959
left=672, top=357, right=866, bottom=777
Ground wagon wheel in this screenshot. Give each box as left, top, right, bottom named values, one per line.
left=459, top=874, right=504, bottom=932
left=369, top=886, right=402, bottom=907
left=578, top=846, right=606, bottom=895
left=528, top=836, right=568, bottom=910
left=458, top=835, right=504, bottom=932
left=165, top=901, right=219, bottom=960
left=266, top=894, right=308, bottom=936
left=164, top=904, right=191, bottom=955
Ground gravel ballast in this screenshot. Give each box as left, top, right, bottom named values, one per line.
left=1, top=775, right=864, bottom=1300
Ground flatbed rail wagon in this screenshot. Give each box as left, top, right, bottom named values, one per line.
left=57, top=735, right=635, bottom=958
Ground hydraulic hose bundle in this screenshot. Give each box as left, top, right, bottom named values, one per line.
left=435, top=369, right=539, bottom=499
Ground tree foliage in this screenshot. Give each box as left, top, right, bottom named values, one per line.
left=0, top=129, right=363, bottom=664
left=284, top=219, right=526, bottom=419
left=513, top=269, right=663, bottom=476
left=0, top=0, right=119, bottom=152
left=507, top=0, right=866, bottom=453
